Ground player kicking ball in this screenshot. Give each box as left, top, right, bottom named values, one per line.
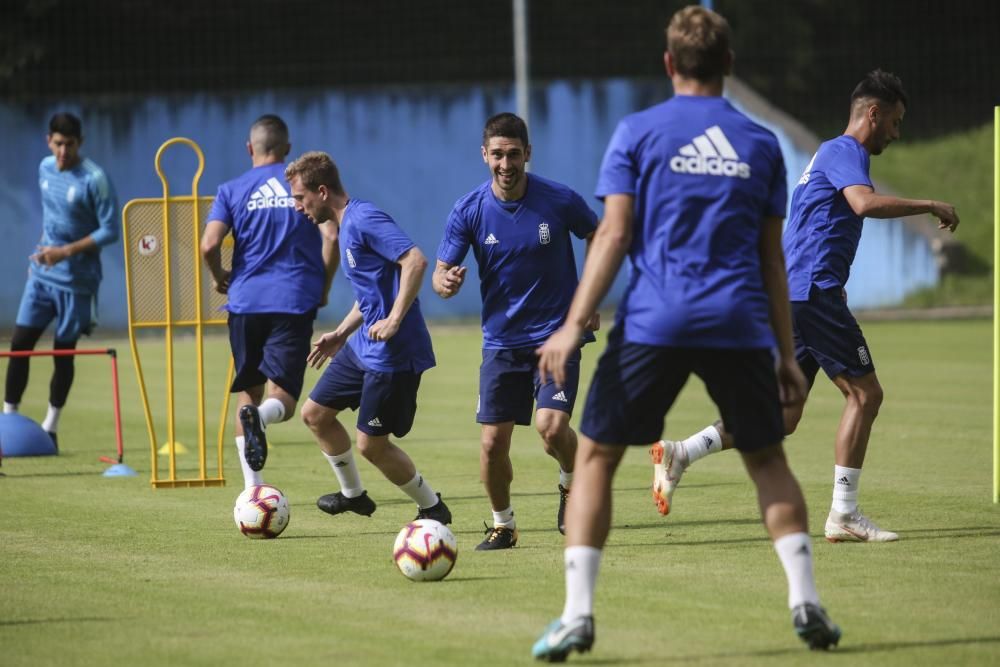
left=285, top=151, right=451, bottom=525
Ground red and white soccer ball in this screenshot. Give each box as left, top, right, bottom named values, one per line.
left=233, top=484, right=290, bottom=539
left=393, top=519, right=458, bottom=581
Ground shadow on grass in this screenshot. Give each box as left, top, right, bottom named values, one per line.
left=0, top=470, right=108, bottom=478
left=0, top=617, right=113, bottom=627
left=669, top=634, right=1000, bottom=662
left=891, top=526, right=1000, bottom=541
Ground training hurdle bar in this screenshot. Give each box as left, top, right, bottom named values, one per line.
left=0, top=348, right=126, bottom=467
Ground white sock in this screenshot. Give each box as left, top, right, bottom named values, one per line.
left=559, top=469, right=573, bottom=489
left=42, top=404, right=63, bottom=433
left=323, top=450, right=364, bottom=498
left=399, top=472, right=439, bottom=509
left=774, top=532, right=820, bottom=608
left=492, top=506, right=516, bottom=529
left=561, top=545, right=602, bottom=622
left=257, top=397, right=285, bottom=426
left=681, top=424, right=722, bottom=466
left=4, top=402, right=18, bottom=414
left=832, top=465, right=861, bottom=514
left=235, top=436, right=263, bottom=489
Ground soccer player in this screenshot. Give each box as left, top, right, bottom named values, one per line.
left=5, top=112, right=119, bottom=448
left=201, top=115, right=338, bottom=490
left=532, top=7, right=840, bottom=660
left=285, top=151, right=451, bottom=525
left=433, top=112, right=598, bottom=550
left=651, top=70, right=959, bottom=543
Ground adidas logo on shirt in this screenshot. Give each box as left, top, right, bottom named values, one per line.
left=247, top=177, right=295, bottom=211
left=484, top=233, right=499, bottom=245
left=552, top=391, right=569, bottom=403
left=367, top=417, right=383, bottom=428
left=670, top=125, right=751, bottom=179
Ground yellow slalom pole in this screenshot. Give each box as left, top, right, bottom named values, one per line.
left=994, top=106, right=999, bottom=503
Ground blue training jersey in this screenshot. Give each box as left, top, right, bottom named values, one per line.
left=33, top=156, right=119, bottom=295
left=340, top=199, right=435, bottom=374
left=207, top=163, right=326, bottom=314
left=437, top=174, right=598, bottom=349
left=596, top=95, right=787, bottom=349
left=784, top=135, right=873, bottom=300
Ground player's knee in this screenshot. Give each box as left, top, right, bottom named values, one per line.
left=535, top=411, right=569, bottom=445
left=300, top=402, right=326, bottom=432
left=867, top=383, right=884, bottom=413
left=783, top=407, right=803, bottom=435
left=356, top=433, right=387, bottom=462
left=10, top=326, right=43, bottom=351
left=849, top=381, right=883, bottom=418
left=480, top=433, right=509, bottom=459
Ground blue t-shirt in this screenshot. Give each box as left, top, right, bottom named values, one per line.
left=437, top=174, right=598, bottom=349
left=340, top=199, right=435, bottom=374
left=33, top=156, right=119, bottom=295
left=784, top=135, right=873, bottom=300
left=596, top=95, right=787, bottom=349
left=208, top=163, right=326, bottom=314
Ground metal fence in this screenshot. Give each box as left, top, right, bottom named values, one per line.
left=2, top=0, right=997, bottom=138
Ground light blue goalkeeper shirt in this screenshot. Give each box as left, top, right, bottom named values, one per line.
left=32, top=155, right=120, bottom=295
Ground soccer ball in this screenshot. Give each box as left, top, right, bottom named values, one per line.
left=393, top=519, right=458, bottom=581
left=233, top=484, right=290, bottom=539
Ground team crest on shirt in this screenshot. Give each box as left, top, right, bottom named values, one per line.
left=346, top=249, right=357, bottom=269
left=66, top=185, right=77, bottom=203
left=538, top=222, right=551, bottom=245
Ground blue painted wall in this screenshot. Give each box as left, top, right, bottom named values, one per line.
left=0, top=78, right=936, bottom=332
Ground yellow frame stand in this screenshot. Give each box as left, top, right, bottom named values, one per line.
left=994, top=106, right=999, bottom=503
left=122, top=138, right=233, bottom=488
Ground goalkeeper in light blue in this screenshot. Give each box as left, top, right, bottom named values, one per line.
left=4, top=112, right=119, bottom=449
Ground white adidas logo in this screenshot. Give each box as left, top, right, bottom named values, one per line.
left=552, top=391, right=568, bottom=403
left=670, top=125, right=751, bottom=179
left=247, top=177, right=295, bottom=211
left=484, top=233, right=499, bottom=245
left=367, top=417, right=383, bottom=428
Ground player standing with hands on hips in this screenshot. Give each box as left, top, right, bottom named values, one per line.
left=5, top=112, right=119, bottom=449
left=650, top=70, right=959, bottom=543
left=532, top=7, right=840, bottom=660
left=285, top=151, right=452, bottom=525
left=433, top=112, right=598, bottom=550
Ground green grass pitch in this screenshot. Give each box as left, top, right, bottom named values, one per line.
left=2, top=318, right=998, bottom=666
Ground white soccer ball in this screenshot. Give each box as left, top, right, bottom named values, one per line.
left=393, top=519, right=458, bottom=581
left=233, top=484, right=290, bottom=539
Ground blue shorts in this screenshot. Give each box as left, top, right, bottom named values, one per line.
left=16, top=277, right=95, bottom=343
left=579, top=326, right=783, bottom=452
left=792, top=286, right=875, bottom=383
left=309, top=344, right=422, bottom=438
left=228, top=311, right=315, bottom=400
left=477, top=347, right=581, bottom=426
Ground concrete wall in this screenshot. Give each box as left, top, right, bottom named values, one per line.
left=0, top=78, right=937, bottom=332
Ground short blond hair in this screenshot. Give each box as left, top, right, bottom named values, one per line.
left=285, top=151, right=345, bottom=195
left=666, top=6, right=731, bottom=82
